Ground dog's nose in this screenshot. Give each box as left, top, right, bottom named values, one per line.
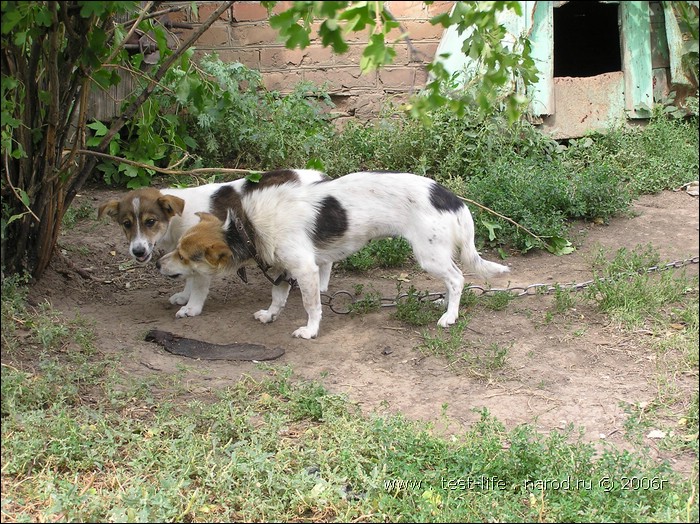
left=132, top=246, right=146, bottom=258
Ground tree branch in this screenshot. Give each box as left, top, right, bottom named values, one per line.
left=75, top=150, right=254, bottom=177
left=67, top=0, right=235, bottom=202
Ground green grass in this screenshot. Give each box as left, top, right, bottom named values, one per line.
left=417, top=318, right=511, bottom=377
left=393, top=284, right=445, bottom=326
left=585, top=245, right=698, bottom=330
left=2, top=355, right=697, bottom=522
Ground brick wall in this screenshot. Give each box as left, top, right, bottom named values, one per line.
left=167, top=1, right=455, bottom=121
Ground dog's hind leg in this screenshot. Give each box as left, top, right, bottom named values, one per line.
left=254, top=275, right=292, bottom=323
left=288, top=262, right=322, bottom=339
left=318, top=262, right=332, bottom=293
left=412, top=243, right=465, bottom=327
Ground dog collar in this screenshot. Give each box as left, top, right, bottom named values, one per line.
left=233, top=216, right=296, bottom=288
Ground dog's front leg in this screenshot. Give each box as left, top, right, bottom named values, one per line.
left=175, top=273, right=212, bottom=318
left=291, top=266, right=322, bottom=339
left=254, top=278, right=291, bottom=324
left=169, top=277, right=193, bottom=305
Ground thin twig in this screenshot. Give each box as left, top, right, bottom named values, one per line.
left=456, top=193, right=548, bottom=248
left=104, top=1, right=156, bottom=65
left=3, top=152, right=40, bottom=222
left=75, top=149, right=254, bottom=177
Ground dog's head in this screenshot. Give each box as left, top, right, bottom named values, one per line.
left=98, top=188, right=185, bottom=264
left=157, top=212, right=235, bottom=280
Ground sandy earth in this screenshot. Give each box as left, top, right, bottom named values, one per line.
left=27, top=186, right=699, bottom=475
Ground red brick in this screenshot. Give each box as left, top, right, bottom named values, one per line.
left=333, top=46, right=365, bottom=66
left=271, top=1, right=296, bottom=15
left=230, top=24, right=282, bottom=46
left=352, top=93, right=386, bottom=118
left=386, top=1, right=428, bottom=19
left=427, top=1, right=456, bottom=17
left=196, top=24, right=230, bottom=47
left=197, top=2, right=232, bottom=22
left=262, top=70, right=304, bottom=92
left=233, top=2, right=271, bottom=22
left=299, top=46, right=335, bottom=67
left=409, top=41, right=440, bottom=63
left=400, top=20, right=444, bottom=40
left=378, top=67, right=416, bottom=91
left=260, top=47, right=306, bottom=69
left=166, top=7, right=189, bottom=26
left=414, top=66, right=429, bottom=88
left=212, top=48, right=261, bottom=69
left=303, top=67, right=377, bottom=91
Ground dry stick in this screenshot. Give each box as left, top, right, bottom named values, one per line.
left=4, top=152, right=40, bottom=222
left=75, top=149, right=254, bottom=177
left=104, top=1, right=156, bottom=65
left=455, top=194, right=551, bottom=251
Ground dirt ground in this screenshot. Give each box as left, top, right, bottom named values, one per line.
left=28, top=186, right=699, bottom=475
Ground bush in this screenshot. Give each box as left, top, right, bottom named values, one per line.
left=187, top=55, right=336, bottom=170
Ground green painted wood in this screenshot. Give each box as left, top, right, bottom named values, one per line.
left=621, top=1, right=654, bottom=117
left=663, top=1, right=694, bottom=86
left=527, top=1, right=554, bottom=115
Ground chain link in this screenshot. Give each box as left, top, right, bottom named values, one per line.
left=321, top=256, right=699, bottom=314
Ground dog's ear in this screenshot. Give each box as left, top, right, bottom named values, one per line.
left=195, top=211, right=220, bottom=224
left=204, top=241, right=233, bottom=268
left=158, top=195, right=185, bottom=218
left=98, top=200, right=119, bottom=221
left=224, top=209, right=245, bottom=233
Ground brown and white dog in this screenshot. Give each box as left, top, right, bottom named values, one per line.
left=98, top=169, right=330, bottom=317
left=157, top=171, right=510, bottom=339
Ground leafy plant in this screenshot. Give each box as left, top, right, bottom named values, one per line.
left=393, top=284, right=444, bottom=326
left=188, top=56, right=335, bottom=170
left=347, top=285, right=382, bottom=315
left=339, top=237, right=412, bottom=272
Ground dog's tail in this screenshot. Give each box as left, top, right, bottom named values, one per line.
left=458, top=207, right=510, bottom=280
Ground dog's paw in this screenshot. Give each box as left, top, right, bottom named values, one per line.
left=176, top=304, right=202, bottom=318
left=292, top=326, right=317, bottom=339
left=437, top=312, right=457, bottom=328
left=169, top=291, right=190, bottom=306
left=254, top=309, right=277, bottom=323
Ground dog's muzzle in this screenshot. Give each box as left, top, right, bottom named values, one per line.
left=131, top=246, right=152, bottom=264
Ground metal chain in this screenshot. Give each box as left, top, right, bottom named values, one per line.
left=320, top=256, right=700, bottom=315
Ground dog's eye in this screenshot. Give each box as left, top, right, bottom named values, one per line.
left=145, top=218, right=157, bottom=228
left=123, top=220, right=132, bottom=229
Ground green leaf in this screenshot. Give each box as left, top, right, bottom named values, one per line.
left=245, top=172, right=263, bottom=183
left=284, top=23, right=311, bottom=49
left=481, top=219, right=502, bottom=242
left=87, top=121, right=109, bottom=136
left=319, top=19, right=348, bottom=53
left=78, top=1, right=109, bottom=18
left=544, top=237, right=576, bottom=256
left=18, top=189, right=30, bottom=208
left=360, top=34, right=395, bottom=73
left=306, top=157, right=325, bottom=171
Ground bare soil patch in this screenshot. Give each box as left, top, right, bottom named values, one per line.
left=28, top=187, right=699, bottom=474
